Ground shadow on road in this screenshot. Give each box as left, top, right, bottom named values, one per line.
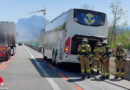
left=29, top=58, right=61, bottom=78
left=44, top=58, right=81, bottom=73
left=29, top=57, right=107, bottom=82
left=29, top=58, right=81, bottom=78
left=109, top=78, right=122, bottom=81
left=67, top=78, right=84, bottom=82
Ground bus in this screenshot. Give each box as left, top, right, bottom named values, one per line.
left=38, top=9, right=108, bottom=65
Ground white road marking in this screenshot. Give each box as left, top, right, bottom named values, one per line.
left=0, top=87, right=8, bottom=90
left=24, top=45, right=61, bottom=90
left=0, top=82, right=5, bottom=87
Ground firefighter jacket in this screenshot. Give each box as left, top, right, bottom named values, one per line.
left=114, top=48, right=126, bottom=61
left=77, top=44, right=91, bottom=58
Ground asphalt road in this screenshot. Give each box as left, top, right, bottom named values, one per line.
left=0, top=45, right=129, bottom=90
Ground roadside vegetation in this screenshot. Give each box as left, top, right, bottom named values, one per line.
left=108, top=27, right=130, bottom=50
left=108, top=0, right=130, bottom=50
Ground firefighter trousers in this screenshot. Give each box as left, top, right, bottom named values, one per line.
left=115, top=58, right=125, bottom=77
left=101, top=57, right=110, bottom=77
left=80, top=57, right=90, bottom=74
left=91, top=55, right=101, bottom=72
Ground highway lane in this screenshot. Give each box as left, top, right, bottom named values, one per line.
left=25, top=45, right=129, bottom=90
left=0, top=45, right=77, bottom=90
left=0, top=45, right=129, bottom=90
left=0, top=45, right=54, bottom=90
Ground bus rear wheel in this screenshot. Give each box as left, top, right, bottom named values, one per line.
left=52, top=51, right=56, bottom=65
left=44, top=56, right=47, bottom=60
left=42, top=48, right=47, bottom=60
left=52, top=50, right=60, bottom=66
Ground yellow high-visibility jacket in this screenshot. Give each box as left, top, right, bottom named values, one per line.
left=77, top=44, right=91, bottom=58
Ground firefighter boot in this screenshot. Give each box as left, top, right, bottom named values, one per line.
left=87, top=74, right=90, bottom=79
left=97, top=70, right=100, bottom=74
left=115, top=68, right=119, bottom=79
left=121, top=76, right=124, bottom=79
left=115, top=76, right=118, bottom=79
left=101, top=76, right=105, bottom=80
left=91, top=70, right=94, bottom=74
left=121, top=68, right=125, bottom=79
left=81, top=74, right=85, bottom=79
left=106, top=75, right=110, bottom=79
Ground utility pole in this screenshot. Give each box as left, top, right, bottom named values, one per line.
left=28, top=9, right=46, bottom=33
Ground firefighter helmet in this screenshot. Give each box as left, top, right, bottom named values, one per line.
left=117, top=43, right=123, bottom=47
left=82, top=38, right=88, bottom=43
left=96, top=41, right=101, bottom=46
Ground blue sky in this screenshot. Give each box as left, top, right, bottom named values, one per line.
left=0, top=0, right=129, bottom=25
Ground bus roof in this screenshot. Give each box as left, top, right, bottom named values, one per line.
left=49, top=8, right=106, bottom=24
left=50, top=9, right=71, bottom=23
left=73, top=8, right=106, bottom=16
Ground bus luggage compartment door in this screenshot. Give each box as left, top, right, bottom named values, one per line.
left=71, top=35, right=99, bottom=55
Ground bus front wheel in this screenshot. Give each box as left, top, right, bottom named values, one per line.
left=53, top=50, right=60, bottom=66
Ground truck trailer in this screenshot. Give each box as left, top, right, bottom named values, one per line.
left=0, top=22, right=16, bottom=62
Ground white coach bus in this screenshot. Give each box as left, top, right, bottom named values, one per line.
left=38, top=9, right=108, bottom=65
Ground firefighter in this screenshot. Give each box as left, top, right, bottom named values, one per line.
left=101, top=42, right=111, bottom=79
left=113, top=43, right=126, bottom=79
left=77, top=38, right=91, bottom=79
left=91, top=41, right=102, bottom=74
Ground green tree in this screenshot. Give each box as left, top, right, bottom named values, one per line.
left=110, top=0, right=126, bottom=43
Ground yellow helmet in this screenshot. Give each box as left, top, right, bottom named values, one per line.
left=117, top=43, right=123, bottom=47
left=96, top=41, right=101, bottom=46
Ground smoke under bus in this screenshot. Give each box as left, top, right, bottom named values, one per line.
left=38, top=9, right=108, bottom=65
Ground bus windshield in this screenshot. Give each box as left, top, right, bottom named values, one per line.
left=74, top=9, right=105, bottom=27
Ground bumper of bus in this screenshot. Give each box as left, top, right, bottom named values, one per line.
left=61, top=54, right=80, bottom=63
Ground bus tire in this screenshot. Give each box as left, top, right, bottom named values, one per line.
left=42, top=48, right=44, bottom=55
left=52, top=50, right=56, bottom=65
left=42, top=48, right=47, bottom=60
left=44, top=56, right=47, bottom=60
left=55, top=50, right=60, bottom=66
